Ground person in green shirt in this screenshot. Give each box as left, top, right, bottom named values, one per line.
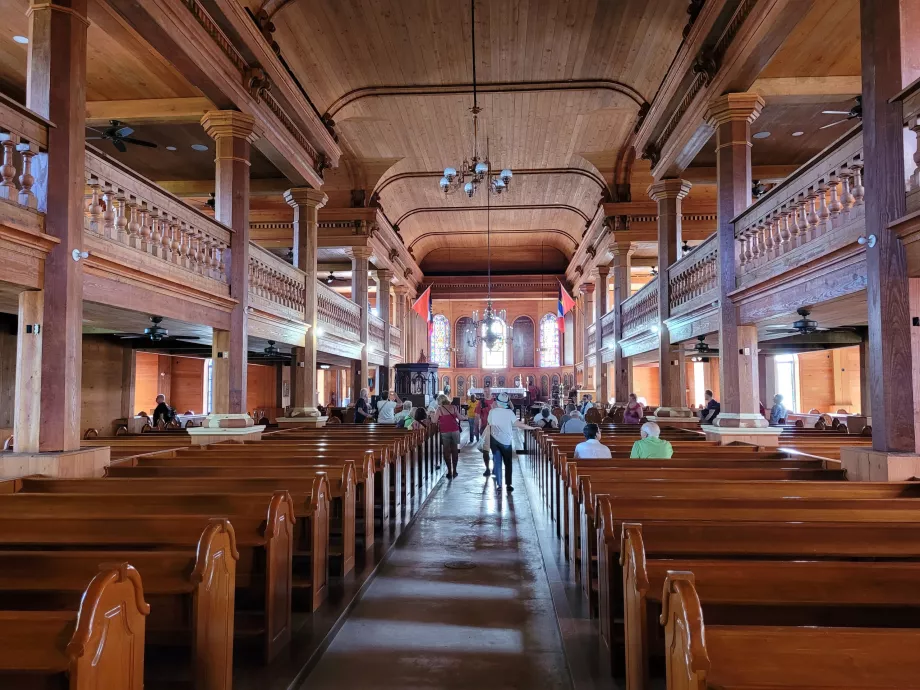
left=630, top=422, right=674, bottom=459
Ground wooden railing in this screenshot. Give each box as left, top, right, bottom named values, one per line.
left=368, top=313, right=386, bottom=352
left=599, top=308, right=616, bottom=351
left=316, top=281, right=361, bottom=341
left=84, top=147, right=231, bottom=285
left=667, top=232, right=718, bottom=317
left=900, top=82, right=920, bottom=213
left=586, top=322, right=597, bottom=355
left=0, top=94, right=49, bottom=212
left=732, top=126, right=864, bottom=282
left=621, top=278, right=659, bottom=338
left=389, top=324, right=402, bottom=358
left=248, top=243, right=306, bottom=319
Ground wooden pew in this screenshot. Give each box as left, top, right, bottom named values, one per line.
left=21, top=470, right=357, bottom=577
left=0, top=520, right=236, bottom=690
left=661, top=572, right=920, bottom=689
left=0, top=490, right=304, bottom=662
left=0, top=564, right=148, bottom=690
left=622, top=522, right=920, bottom=690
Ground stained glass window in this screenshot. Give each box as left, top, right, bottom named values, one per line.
left=540, top=313, right=560, bottom=367
left=481, top=318, right=506, bottom=368
left=430, top=314, right=451, bottom=367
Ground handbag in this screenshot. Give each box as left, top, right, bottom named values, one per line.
left=477, top=424, right=491, bottom=452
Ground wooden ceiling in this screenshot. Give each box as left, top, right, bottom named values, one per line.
left=258, top=0, right=690, bottom=272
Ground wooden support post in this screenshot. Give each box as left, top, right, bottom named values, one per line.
left=201, top=111, right=257, bottom=416
left=120, top=348, right=136, bottom=420
left=581, top=282, right=595, bottom=391
left=27, top=0, right=88, bottom=451
left=860, top=0, right=920, bottom=453
left=211, top=329, right=230, bottom=414
left=377, top=269, right=393, bottom=393
left=706, top=93, right=766, bottom=429
left=611, top=240, right=634, bottom=403
left=348, top=247, right=372, bottom=392
left=648, top=179, right=691, bottom=410
left=14, top=290, right=43, bottom=453
left=286, top=188, right=327, bottom=413
left=289, top=346, right=305, bottom=410
left=859, top=336, right=871, bottom=417
left=594, top=265, right=610, bottom=405
left=737, top=325, right=761, bottom=416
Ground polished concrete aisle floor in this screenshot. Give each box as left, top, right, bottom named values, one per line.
left=301, top=439, right=574, bottom=689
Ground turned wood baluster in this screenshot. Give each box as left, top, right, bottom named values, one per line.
left=793, top=196, right=808, bottom=243
left=190, top=231, right=202, bottom=273
left=102, top=185, right=115, bottom=238
left=748, top=225, right=761, bottom=262
left=209, top=239, right=220, bottom=275
left=0, top=133, right=18, bottom=201
left=148, top=208, right=160, bottom=252
left=817, top=182, right=830, bottom=233
left=169, top=222, right=180, bottom=263
left=218, top=241, right=228, bottom=281
left=160, top=217, right=172, bottom=260
left=16, top=143, right=36, bottom=208
left=114, top=195, right=129, bottom=244
left=200, top=238, right=213, bottom=278
left=851, top=164, right=865, bottom=205
left=128, top=199, right=143, bottom=249
left=737, top=232, right=748, bottom=267
left=763, top=214, right=775, bottom=256
left=827, top=174, right=843, bottom=217
left=87, top=182, right=103, bottom=234
left=839, top=167, right=855, bottom=210
left=806, top=189, right=820, bottom=236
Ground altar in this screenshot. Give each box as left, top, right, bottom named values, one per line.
left=469, top=387, right=527, bottom=398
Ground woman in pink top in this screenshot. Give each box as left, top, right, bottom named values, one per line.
left=623, top=393, right=644, bottom=425
left=432, top=394, right=462, bottom=478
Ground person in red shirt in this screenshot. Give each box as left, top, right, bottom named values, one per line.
left=478, top=386, right=496, bottom=476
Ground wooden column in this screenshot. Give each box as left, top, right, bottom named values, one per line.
left=286, top=188, right=327, bottom=412
left=210, top=329, right=230, bottom=413
left=120, top=348, right=136, bottom=420
left=14, top=290, right=43, bottom=453
left=581, top=282, right=595, bottom=391
left=861, top=0, right=920, bottom=453
left=27, top=0, right=88, bottom=451
left=611, top=240, right=634, bottom=403
left=594, top=265, right=610, bottom=405
left=377, top=268, right=393, bottom=392
left=648, top=179, right=692, bottom=409
left=348, top=246, right=372, bottom=390
left=859, top=336, right=871, bottom=417
left=289, top=346, right=305, bottom=410
left=201, top=111, right=257, bottom=416
left=705, top=93, right=766, bottom=428
left=737, top=325, right=761, bottom=416
left=395, top=284, right=410, bottom=364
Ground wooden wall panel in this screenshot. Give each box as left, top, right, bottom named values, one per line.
left=797, top=350, right=835, bottom=413
left=512, top=316, right=535, bottom=368
left=0, top=327, right=15, bottom=431
left=632, top=365, right=661, bottom=406
left=170, top=356, right=205, bottom=414
left=81, top=337, right=129, bottom=435
left=247, top=363, right=277, bottom=416
left=134, top=352, right=160, bottom=415
left=831, top=345, right=862, bottom=414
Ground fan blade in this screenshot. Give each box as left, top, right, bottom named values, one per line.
left=113, top=139, right=127, bottom=153
left=764, top=326, right=799, bottom=331
left=819, top=119, right=850, bottom=130
left=85, top=127, right=105, bottom=135
left=168, top=336, right=201, bottom=340
left=85, top=136, right=104, bottom=141
left=821, top=110, right=851, bottom=115
left=114, top=126, right=134, bottom=138
left=116, top=334, right=146, bottom=339
left=120, top=137, right=158, bottom=148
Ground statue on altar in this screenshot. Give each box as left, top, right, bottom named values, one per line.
left=417, top=349, right=428, bottom=363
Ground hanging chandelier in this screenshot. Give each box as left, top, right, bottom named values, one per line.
left=438, top=0, right=512, bottom=198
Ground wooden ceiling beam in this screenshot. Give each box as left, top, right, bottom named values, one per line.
left=683, top=165, right=799, bottom=185
left=749, top=76, right=862, bottom=105
left=86, top=97, right=216, bottom=126
left=156, top=178, right=292, bottom=197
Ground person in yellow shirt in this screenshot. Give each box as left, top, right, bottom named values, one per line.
left=466, top=394, right=480, bottom=445
left=629, top=422, right=674, bottom=459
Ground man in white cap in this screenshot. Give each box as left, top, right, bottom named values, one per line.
left=487, top=392, right=521, bottom=492
left=629, top=421, right=674, bottom=459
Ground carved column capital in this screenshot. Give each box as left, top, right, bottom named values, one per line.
left=284, top=187, right=328, bottom=210
left=647, top=178, right=692, bottom=202
left=705, top=93, right=765, bottom=128
left=345, top=245, right=373, bottom=261
left=200, top=110, right=259, bottom=144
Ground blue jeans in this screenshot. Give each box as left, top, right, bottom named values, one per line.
left=468, top=418, right=478, bottom=441
left=489, top=437, right=513, bottom=487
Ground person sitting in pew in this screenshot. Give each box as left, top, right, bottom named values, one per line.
left=630, top=422, right=674, bottom=459
left=376, top=390, right=402, bottom=423
left=355, top=388, right=372, bottom=424
left=533, top=407, right=559, bottom=430
left=574, top=423, right=612, bottom=459
left=393, top=400, right=414, bottom=426
left=769, top=393, right=788, bottom=425
left=152, top=393, right=176, bottom=427
left=699, top=389, right=720, bottom=424
left=560, top=406, right=586, bottom=434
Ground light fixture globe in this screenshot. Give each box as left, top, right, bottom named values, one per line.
left=444, top=167, right=457, bottom=178
left=474, top=161, right=488, bottom=175
left=492, top=178, right=505, bottom=192
left=500, top=169, right=512, bottom=183
left=439, top=176, right=450, bottom=189
left=463, top=181, right=474, bottom=197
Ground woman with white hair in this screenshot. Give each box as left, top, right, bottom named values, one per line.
left=629, top=422, right=674, bottom=459
left=354, top=388, right=371, bottom=424
left=393, top=400, right=414, bottom=426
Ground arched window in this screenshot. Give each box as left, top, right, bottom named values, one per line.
left=481, top=318, right=507, bottom=368
left=430, top=314, right=451, bottom=367
left=540, top=313, right=560, bottom=367
left=512, top=316, right=535, bottom=367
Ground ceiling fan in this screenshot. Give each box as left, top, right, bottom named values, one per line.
left=86, top=120, right=159, bottom=153
left=113, top=316, right=201, bottom=344
left=688, top=335, right=718, bottom=361
left=761, top=307, right=862, bottom=337
left=249, top=340, right=290, bottom=361
left=819, top=96, right=862, bottom=130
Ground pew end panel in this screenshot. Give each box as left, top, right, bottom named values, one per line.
left=660, top=572, right=708, bottom=690
left=264, top=490, right=296, bottom=662
left=620, top=523, right=650, bottom=690
left=70, top=564, right=150, bottom=690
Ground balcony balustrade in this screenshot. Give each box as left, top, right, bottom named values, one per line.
left=248, top=243, right=306, bottom=322
left=368, top=313, right=386, bottom=352
left=667, top=232, right=718, bottom=317
left=586, top=322, right=596, bottom=355
left=317, top=280, right=361, bottom=342
left=732, top=127, right=864, bottom=288
left=389, top=324, right=402, bottom=358
left=621, top=278, right=659, bottom=338
left=0, top=94, right=48, bottom=217
left=599, top=308, right=616, bottom=351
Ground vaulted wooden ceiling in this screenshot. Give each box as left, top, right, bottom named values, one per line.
left=252, top=0, right=690, bottom=272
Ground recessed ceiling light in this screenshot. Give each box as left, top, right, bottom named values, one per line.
left=165, top=145, right=177, bottom=151
left=12, top=36, right=28, bottom=45
left=752, top=131, right=771, bottom=139
left=792, top=131, right=804, bottom=137
left=191, top=144, right=209, bottom=151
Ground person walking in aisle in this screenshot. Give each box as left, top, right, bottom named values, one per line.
left=432, top=394, right=461, bottom=478
left=478, top=386, right=496, bottom=475
left=466, top=394, right=480, bottom=444
left=487, top=392, right=531, bottom=493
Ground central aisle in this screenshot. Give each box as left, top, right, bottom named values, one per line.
left=302, top=437, right=574, bottom=689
